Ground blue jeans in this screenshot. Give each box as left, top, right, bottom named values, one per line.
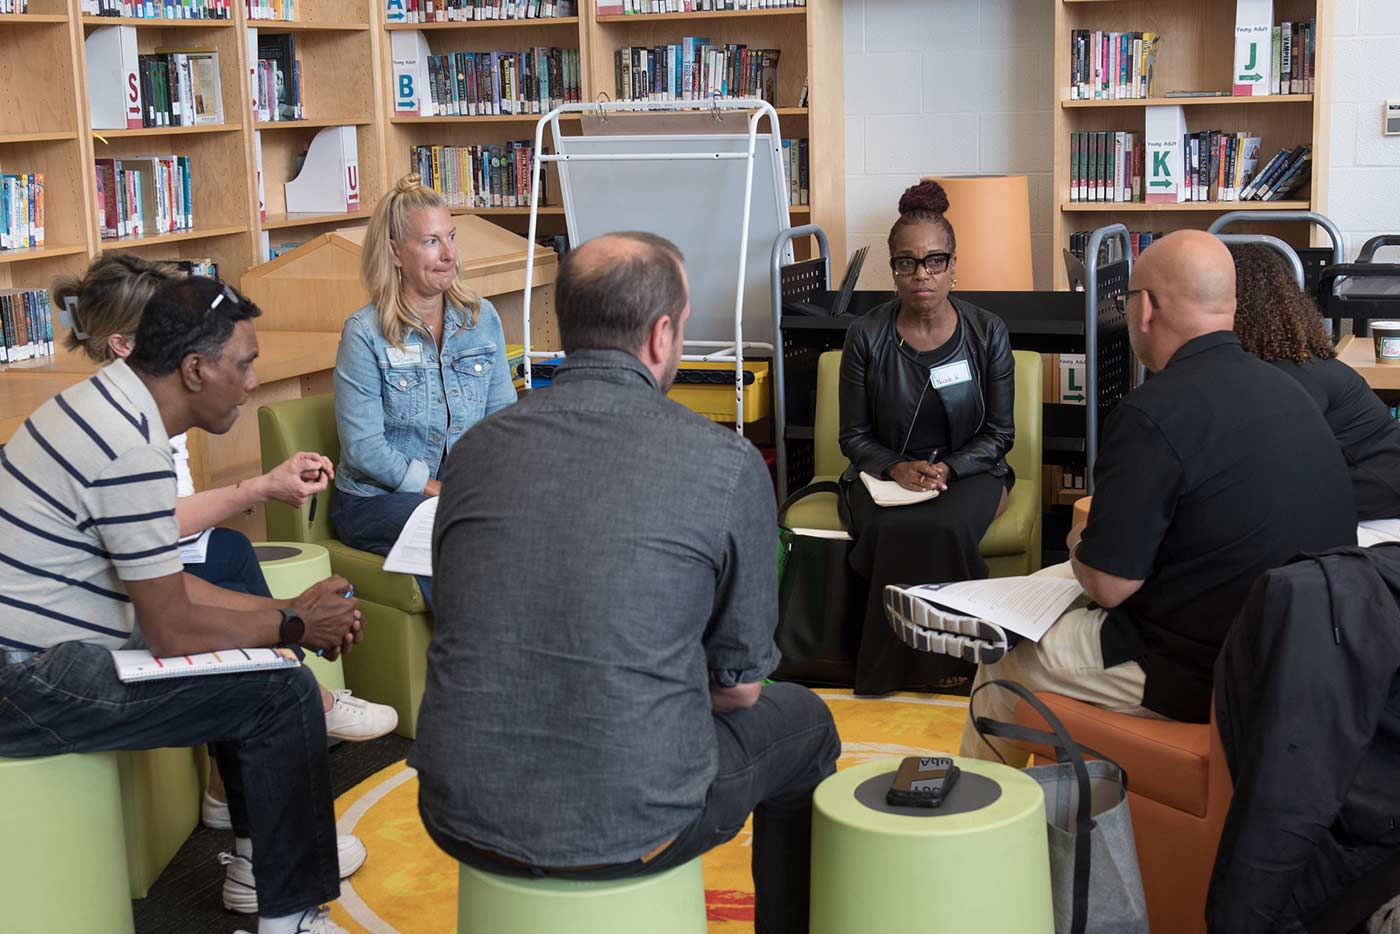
left=0, top=640, right=340, bottom=918
left=331, top=489, right=434, bottom=609
left=185, top=528, right=273, bottom=597
left=425, top=681, right=840, bottom=934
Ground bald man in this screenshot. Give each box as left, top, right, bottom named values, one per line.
left=891, top=231, right=1356, bottom=758
left=411, top=232, right=839, bottom=934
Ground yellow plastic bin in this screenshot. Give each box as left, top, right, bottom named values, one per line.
left=667, top=360, right=770, bottom=424
left=811, top=757, right=1054, bottom=934
left=254, top=541, right=346, bottom=692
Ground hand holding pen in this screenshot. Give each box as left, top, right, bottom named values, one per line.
left=923, top=447, right=949, bottom=492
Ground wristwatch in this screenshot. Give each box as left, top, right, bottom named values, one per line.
left=278, top=606, right=305, bottom=646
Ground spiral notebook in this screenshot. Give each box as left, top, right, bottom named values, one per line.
left=111, top=647, right=301, bottom=683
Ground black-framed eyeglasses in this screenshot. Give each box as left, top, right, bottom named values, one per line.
left=1124, top=287, right=1157, bottom=308
left=890, top=252, right=953, bottom=277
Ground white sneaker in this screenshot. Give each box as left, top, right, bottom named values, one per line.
left=202, top=790, right=232, bottom=830
left=234, top=906, right=350, bottom=934
left=220, top=835, right=368, bottom=914
left=884, top=584, right=1010, bottom=665
left=324, top=689, right=399, bottom=742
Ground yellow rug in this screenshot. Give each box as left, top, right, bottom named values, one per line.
left=328, top=690, right=968, bottom=934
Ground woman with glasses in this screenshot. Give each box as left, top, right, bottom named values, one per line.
left=839, top=180, right=1017, bottom=695
left=1230, top=243, right=1400, bottom=539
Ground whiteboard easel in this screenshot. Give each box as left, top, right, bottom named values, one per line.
left=521, top=98, right=792, bottom=433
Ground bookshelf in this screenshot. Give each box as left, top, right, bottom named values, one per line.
left=0, top=0, right=843, bottom=353
left=246, top=0, right=387, bottom=258
left=1051, top=0, right=1332, bottom=290
left=377, top=0, right=845, bottom=262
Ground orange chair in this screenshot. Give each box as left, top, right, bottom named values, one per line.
left=1011, top=694, right=1232, bottom=934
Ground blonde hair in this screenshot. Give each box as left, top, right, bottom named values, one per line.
left=362, top=173, right=480, bottom=348
left=53, top=254, right=185, bottom=363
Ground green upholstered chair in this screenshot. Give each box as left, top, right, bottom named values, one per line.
left=259, top=395, right=430, bottom=739
left=0, top=752, right=135, bottom=933
left=783, top=349, right=1043, bottom=576
left=457, top=860, right=708, bottom=934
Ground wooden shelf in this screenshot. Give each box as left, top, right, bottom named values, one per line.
left=1062, top=94, right=1314, bottom=108
left=391, top=113, right=578, bottom=124
left=451, top=206, right=565, bottom=215
left=0, top=13, right=68, bottom=23
left=93, top=124, right=240, bottom=138
left=261, top=209, right=373, bottom=230
left=255, top=118, right=374, bottom=131
left=384, top=16, right=579, bottom=29
left=1061, top=200, right=1312, bottom=213
left=789, top=205, right=810, bottom=215
left=596, top=7, right=804, bottom=22
left=80, top=15, right=235, bottom=27
left=246, top=20, right=370, bottom=31
left=0, top=243, right=89, bottom=265
left=0, top=131, right=79, bottom=144
left=102, top=224, right=248, bottom=248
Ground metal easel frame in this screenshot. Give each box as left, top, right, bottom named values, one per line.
left=520, top=97, right=785, bottom=433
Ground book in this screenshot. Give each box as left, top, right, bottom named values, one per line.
left=859, top=471, right=938, bottom=508
left=891, top=576, right=1085, bottom=643
left=383, top=495, right=437, bottom=576
left=111, top=647, right=300, bottom=683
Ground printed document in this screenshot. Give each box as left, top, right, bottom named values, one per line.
left=903, top=576, right=1085, bottom=642
left=383, top=496, right=437, bottom=576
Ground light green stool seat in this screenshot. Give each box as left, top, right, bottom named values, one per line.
left=457, top=859, right=707, bottom=934
left=811, top=757, right=1054, bottom=934
left=255, top=541, right=346, bottom=692
left=0, top=752, right=134, bottom=933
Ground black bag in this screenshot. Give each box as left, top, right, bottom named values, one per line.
left=775, top=481, right=866, bottom=686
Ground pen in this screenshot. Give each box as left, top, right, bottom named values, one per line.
left=306, top=468, right=324, bottom=530
left=315, top=585, right=355, bottom=658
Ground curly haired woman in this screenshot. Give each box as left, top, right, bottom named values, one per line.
left=1230, top=243, right=1400, bottom=533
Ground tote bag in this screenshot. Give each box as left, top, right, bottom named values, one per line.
left=971, top=679, right=1150, bottom=934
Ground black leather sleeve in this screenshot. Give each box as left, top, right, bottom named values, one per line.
left=837, top=324, right=904, bottom=479
left=944, top=316, right=1015, bottom=479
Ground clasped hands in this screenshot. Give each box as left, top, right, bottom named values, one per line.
left=890, top=460, right=950, bottom=493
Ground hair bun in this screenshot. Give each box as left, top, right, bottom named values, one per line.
left=898, top=180, right=950, bottom=216
left=396, top=173, right=424, bottom=195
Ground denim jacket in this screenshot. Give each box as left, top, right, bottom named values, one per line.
left=333, top=299, right=516, bottom=498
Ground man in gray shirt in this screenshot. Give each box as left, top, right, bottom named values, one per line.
left=412, top=232, right=840, bottom=932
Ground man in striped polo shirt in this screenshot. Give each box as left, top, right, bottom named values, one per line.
left=0, top=277, right=362, bottom=934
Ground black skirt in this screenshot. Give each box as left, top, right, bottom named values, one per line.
left=846, top=470, right=1008, bottom=695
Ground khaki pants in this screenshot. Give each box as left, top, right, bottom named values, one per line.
left=958, top=562, right=1163, bottom=764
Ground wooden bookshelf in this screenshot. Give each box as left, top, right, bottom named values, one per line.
left=1051, top=0, right=1332, bottom=288
left=246, top=0, right=387, bottom=258
left=384, top=15, right=580, bottom=30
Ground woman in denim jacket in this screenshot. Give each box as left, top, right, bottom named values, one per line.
left=332, top=174, right=517, bottom=607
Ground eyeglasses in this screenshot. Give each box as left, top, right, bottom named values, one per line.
left=890, top=252, right=953, bottom=277
left=1124, top=287, right=1157, bottom=308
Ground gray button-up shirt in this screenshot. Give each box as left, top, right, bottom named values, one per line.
left=410, top=348, right=780, bottom=867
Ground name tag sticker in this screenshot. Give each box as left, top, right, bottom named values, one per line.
left=386, top=344, right=424, bottom=368
left=930, top=360, right=972, bottom=389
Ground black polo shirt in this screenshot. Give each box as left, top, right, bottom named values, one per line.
left=1076, top=331, right=1356, bottom=722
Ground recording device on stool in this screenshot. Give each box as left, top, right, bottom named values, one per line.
left=887, top=756, right=961, bottom=808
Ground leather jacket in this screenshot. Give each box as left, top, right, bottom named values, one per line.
left=838, top=297, right=1015, bottom=483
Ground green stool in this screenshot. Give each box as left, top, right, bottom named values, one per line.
left=457, top=859, right=707, bottom=934
left=811, top=757, right=1054, bottom=934
left=255, top=541, right=346, bottom=692
left=0, top=753, right=134, bottom=933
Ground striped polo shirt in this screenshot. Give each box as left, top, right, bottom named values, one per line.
left=0, top=359, right=182, bottom=651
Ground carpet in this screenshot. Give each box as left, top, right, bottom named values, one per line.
left=326, top=690, right=969, bottom=934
